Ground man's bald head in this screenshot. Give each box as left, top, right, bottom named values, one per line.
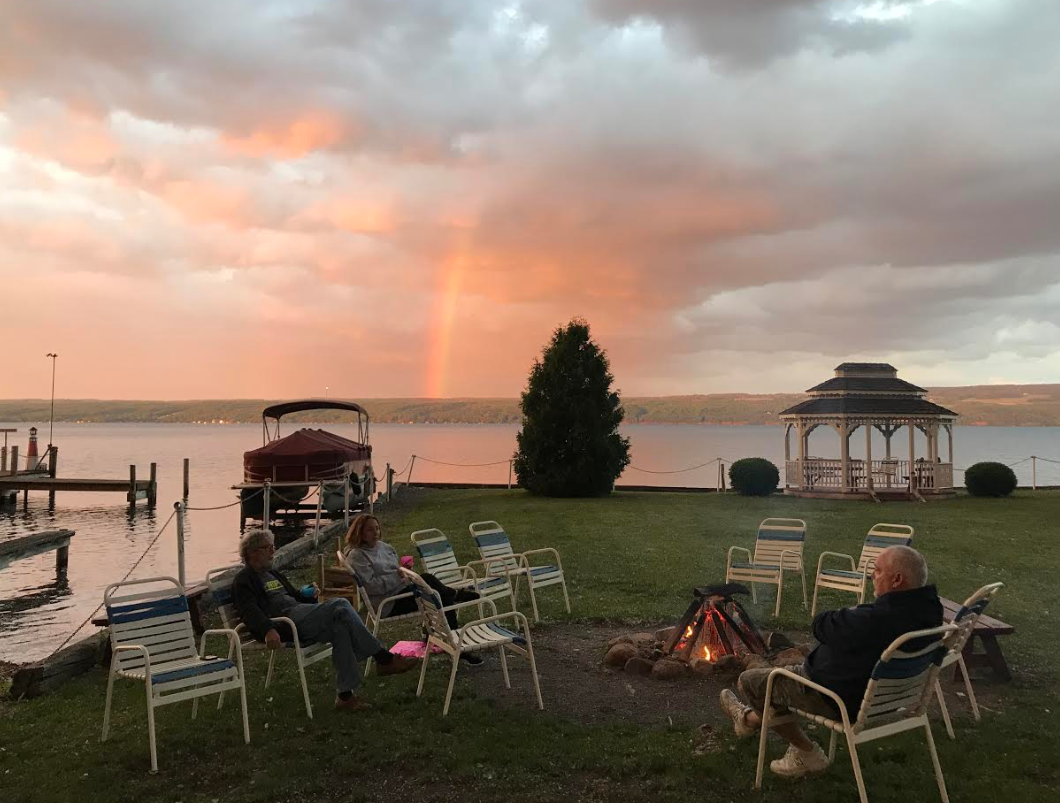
left=872, top=545, right=928, bottom=597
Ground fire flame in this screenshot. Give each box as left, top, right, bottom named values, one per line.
left=702, top=646, right=712, bottom=661
left=683, top=625, right=694, bottom=638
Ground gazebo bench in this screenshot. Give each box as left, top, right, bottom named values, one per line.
left=940, top=596, right=1015, bottom=682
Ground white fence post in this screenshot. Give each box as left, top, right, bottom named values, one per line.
left=314, top=481, right=324, bottom=546
left=1032, top=456, right=1037, bottom=490
left=174, top=501, right=186, bottom=589
left=263, top=480, right=271, bottom=528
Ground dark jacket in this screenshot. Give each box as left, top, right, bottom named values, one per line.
left=804, top=584, right=943, bottom=717
left=231, top=565, right=314, bottom=642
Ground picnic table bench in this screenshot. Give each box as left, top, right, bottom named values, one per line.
left=941, top=596, right=1015, bottom=681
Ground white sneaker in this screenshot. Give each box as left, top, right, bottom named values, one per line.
left=770, top=742, right=830, bottom=778
left=719, top=689, right=756, bottom=738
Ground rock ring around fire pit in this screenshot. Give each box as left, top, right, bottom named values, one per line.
left=603, top=584, right=812, bottom=681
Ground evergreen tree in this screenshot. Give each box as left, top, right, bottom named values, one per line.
left=514, top=319, right=631, bottom=496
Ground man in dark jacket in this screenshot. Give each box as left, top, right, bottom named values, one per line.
left=232, top=529, right=414, bottom=712
left=720, top=545, right=943, bottom=778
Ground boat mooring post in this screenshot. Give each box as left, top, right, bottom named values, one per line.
left=313, top=481, right=324, bottom=546
left=385, top=463, right=392, bottom=502
left=262, top=480, right=271, bottom=528
left=407, top=455, right=416, bottom=487
left=174, top=501, right=186, bottom=588
left=343, top=471, right=350, bottom=528
left=48, top=446, right=58, bottom=506
left=183, top=458, right=190, bottom=500
left=148, top=462, right=157, bottom=507
left=128, top=464, right=137, bottom=506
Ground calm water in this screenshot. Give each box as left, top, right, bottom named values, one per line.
left=2, top=422, right=1057, bottom=661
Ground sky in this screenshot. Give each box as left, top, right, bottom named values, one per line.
left=2, top=0, right=1059, bottom=400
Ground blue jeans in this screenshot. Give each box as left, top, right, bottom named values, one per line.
left=287, top=598, right=381, bottom=693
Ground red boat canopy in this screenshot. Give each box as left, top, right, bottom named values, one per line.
left=244, top=428, right=372, bottom=483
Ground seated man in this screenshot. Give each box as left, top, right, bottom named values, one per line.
left=720, top=545, right=942, bottom=778
left=233, top=528, right=415, bottom=712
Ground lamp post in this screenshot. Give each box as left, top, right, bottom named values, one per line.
left=45, top=353, right=58, bottom=448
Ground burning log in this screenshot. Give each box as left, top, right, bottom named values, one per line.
left=663, top=583, right=766, bottom=664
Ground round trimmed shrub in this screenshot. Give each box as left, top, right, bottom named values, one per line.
left=729, top=457, right=780, bottom=496
left=964, top=461, right=1017, bottom=497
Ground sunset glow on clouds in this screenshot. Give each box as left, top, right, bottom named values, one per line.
left=2, top=0, right=1059, bottom=399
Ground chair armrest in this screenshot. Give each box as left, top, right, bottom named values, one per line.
left=199, top=628, right=244, bottom=663
left=726, top=546, right=752, bottom=568
left=111, top=644, right=151, bottom=675
left=519, top=547, right=563, bottom=570
left=762, top=666, right=852, bottom=729
left=815, top=551, right=857, bottom=575
left=375, top=589, right=417, bottom=618
left=444, top=597, right=499, bottom=616
left=460, top=609, right=530, bottom=636
left=467, top=557, right=517, bottom=578
left=779, top=549, right=803, bottom=571
left=271, top=616, right=302, bottom=649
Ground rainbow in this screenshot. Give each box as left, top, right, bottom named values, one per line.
left=424, top=252, right=466, bottom=398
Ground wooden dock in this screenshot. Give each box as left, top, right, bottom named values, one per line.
left=0, top=529, right=75, bottom=572
left=1, top=457, right=157, bottom=506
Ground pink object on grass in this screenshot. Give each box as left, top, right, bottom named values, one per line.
left=390, top=640, right=444, bottom=658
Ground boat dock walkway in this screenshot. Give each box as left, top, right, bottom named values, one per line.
left=0, top=529, right=75, bottom=573
left=1, top=456, right=158, bottom=506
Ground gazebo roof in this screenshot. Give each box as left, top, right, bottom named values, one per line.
left=779, top=363, right=958, bottom=420
left=779, top=397, right=958, bottom=418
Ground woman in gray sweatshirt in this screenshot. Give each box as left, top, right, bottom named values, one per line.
left=343, top=514, right=482, bottom=663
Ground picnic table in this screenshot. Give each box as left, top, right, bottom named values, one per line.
left=941, top=596, right=1015, bottom=681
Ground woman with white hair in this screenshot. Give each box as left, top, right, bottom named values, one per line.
left=232, top=528, right=414, bottom=711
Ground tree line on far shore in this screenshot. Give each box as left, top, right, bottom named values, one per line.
left=2, top=387, right=1059, bottom=427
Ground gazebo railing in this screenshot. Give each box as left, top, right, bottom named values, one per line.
left=785, top=459, right=954, bottom=491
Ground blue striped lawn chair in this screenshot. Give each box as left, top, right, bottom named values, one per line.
left=401, top=567, right=543, bottom=716
left=756, top=624, right=959, bottom=803
left=468, top=520, right=570, bottom=622
left=934, top=581, right=1004, bottom=739
left=206, top=564, right=332, bottom=718
left=811, top=523, right=914, bottom=615
left=724, top=518, right=808, bottom=616
left=102, top=576, right=249, bottom=773
left=411, top=527, right=517, bottom=612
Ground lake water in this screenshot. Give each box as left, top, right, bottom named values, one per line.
left=2, top=422, right=1058, bottom=661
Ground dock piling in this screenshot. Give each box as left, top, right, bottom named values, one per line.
left=11, top=445, right=18, bottom=476
left=128, top=464, right=137, bottom=506
left=183, top=458, right=190, bottom=500
left=148, top=462, right=157, bottom=506
left=175, top=501, right=186, bottom=587
left=48, top=447, right=58, bottom=505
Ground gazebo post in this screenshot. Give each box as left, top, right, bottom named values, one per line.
left=884, top=425, right=893, bottom=459
left=907, top=420, right=916, bottom=491
left=839, top=422, right=851, bottom=492
left=797, top=420, right=806, bottom=489
left=865, top=421, right=873, bottom=491
left=947, top=424, right=954, bottom=465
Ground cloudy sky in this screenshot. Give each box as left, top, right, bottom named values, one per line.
left=2, top=0, right=1058, bottom=399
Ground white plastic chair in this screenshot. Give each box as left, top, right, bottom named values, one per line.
left=206, top=564, right=332, bottom=719
left=402, top=567, right=544, bottom=716
left=411, top=527, right=517, bottom=611
left=755, top=624, right=959, bottom=803
left=336, top=549, right=422, bottom=677
left=101, top=576, right=249, bottom=773
left=468, top=520, right=570, bottom=621
left=935, top=582, right=1004, bottom=738
left=811, top=524, right=914, bottom=616
left=724, top=518, right=807, bottom=616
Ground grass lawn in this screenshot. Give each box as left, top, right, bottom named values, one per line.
left=3, top=489, right=1058, bottom=802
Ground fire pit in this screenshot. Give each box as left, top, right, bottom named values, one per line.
left=663, top=583, right=766, bottom=664
left=602, top=583, right=808, bottom=681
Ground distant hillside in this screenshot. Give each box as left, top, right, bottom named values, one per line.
left=2, top=385, right=1060, bottom=426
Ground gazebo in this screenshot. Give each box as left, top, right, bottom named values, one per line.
left=779, top=363, right=958, bottom=500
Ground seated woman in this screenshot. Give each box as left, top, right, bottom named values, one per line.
left=343, top=513, right=482, bottom=664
